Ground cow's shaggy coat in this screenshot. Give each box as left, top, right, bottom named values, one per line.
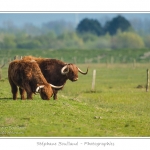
left=8, top=59, right=54, bottom=100
left=23, top=56, right=88, bottom=100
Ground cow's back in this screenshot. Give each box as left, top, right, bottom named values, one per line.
left=8, top=59, right=47, bottom=87
left=8, top=60, right=22, bottom=85
left=36, top=59, right=66, bottom=85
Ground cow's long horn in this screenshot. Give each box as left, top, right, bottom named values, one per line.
left=61, top=65, right=69, bottom=75
left=50, top=84, right=64, bottom=89
left=36, top=85, right=45, bottom=93
left=78, top=67, right=88, bottom=75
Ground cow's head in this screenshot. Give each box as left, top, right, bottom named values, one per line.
left=61, top=63, right=88, bottom=82
left=36, top=84, right=52, bottom=100
left=36, top=83, right=64, bottom=100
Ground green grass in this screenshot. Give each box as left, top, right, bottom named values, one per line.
left=0, top=48, right=150, bottom=64
left=0, top=63, right=150, bottom=137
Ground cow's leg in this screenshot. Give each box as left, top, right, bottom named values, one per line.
left=24, top=85, right=33, bottom=100
left=10, top=85, right=18, bottom=100
left=8, top=79, right=18, bottom=100
left=26, top=89, right=33, bottom=100
left=26, top=91, right=33, bottom=100
left=53, top=93, right=57, bottom=100
left=12, top=85, right=18, bottom=100
left=27, top=92, right=33, bottom=100
left=53, top=89, right=58, bottom=100
left=19, top=88, right=26, bottom=100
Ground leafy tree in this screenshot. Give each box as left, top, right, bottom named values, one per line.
left=42, top=20, right=74, bottom=35
left=79, top=32, right=98, bottom=42
left=2, top=20, right=20, bottom=34
left=23, top=23, right=42, bottom=36
left=58, top=31, right=84, bottom=49
left=1, top=34, right=16, bottom=49
left=86, top=33, right=111, bottom=49
left=111, top=30, right=145, bottom=49
left=76, top=18, right=103, bottom=36
left=104, top=15, right=132, bottom=35
left=143, top=35, right=150, bottom=48
left=16, top=35, right=42, bottom=49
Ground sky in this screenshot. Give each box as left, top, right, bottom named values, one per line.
left=0, top=13, right=150, bottom=27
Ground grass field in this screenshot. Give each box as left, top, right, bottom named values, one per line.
left=1, top=48, right=150, bottom=64
left=0, top=63, right=150, bottom=137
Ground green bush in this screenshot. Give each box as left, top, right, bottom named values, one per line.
left=111, top=31, right=145, bottom=49
left=1, top=34, right=16, bottom=49
left=17, top=40, right=42, bottom=49
left=143, top=35, right=150, bottom=48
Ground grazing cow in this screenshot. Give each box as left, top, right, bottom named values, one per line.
left=22, top=56, right=88, bottom=100
left=8, top=59, right=63, bottom=100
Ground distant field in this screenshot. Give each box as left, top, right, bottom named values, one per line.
left=0, top=48, right=150, bottom=64
left=0, top=63, right=150, bottom=136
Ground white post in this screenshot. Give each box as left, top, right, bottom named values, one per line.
left=73, top=57, right=77, bottom=64
left=91, top=69, right=96, bottom=91
left=133, top=59, right=136, bottom=69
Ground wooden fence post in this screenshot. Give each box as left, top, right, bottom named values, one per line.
left=91, top=69, right=96, bottom=92
left=146, top=69, right=149, bottom=92
left=14, top=55, right=17, bottom=60
left=73, top=57, right=77, bottom=64
left=133, top=59, right=136, bottom=69
left=0, top=63, right=5, bottom=80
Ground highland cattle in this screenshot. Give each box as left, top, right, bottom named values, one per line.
left=8, top=59, right=63, bottom=100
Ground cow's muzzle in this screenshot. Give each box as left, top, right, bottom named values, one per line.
left=72, top=78, right=78, bottom=81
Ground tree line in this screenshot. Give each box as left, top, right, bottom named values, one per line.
left=76, top=15, right=132, bottom=36
left=0, top=15, right=149, bottom=50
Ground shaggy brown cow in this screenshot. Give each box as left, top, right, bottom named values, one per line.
left=22, top=56, right=88, bottom=100
left=8, top=59, right=63, bottom=100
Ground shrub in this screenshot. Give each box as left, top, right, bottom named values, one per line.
left=111, top=31, right=145, bottom=49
